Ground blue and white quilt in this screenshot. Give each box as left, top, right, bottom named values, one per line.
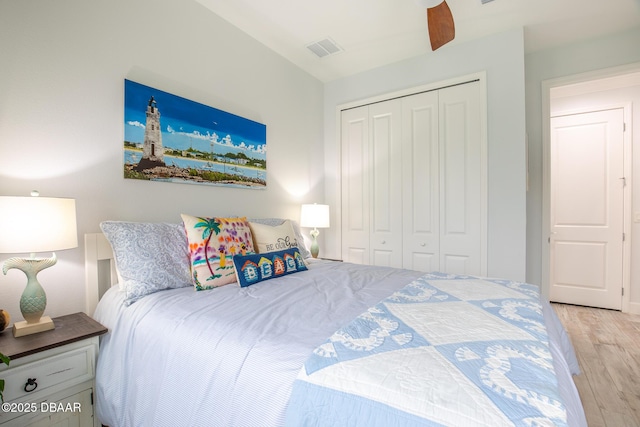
left=285, top=272, right=568, bottom=427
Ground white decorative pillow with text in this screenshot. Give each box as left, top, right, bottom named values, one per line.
left=249, top=220, right=301, bottom=254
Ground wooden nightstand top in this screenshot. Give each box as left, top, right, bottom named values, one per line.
left=0, top=312, right=107, bottom=360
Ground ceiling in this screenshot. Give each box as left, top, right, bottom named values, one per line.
left=195, top=0, right=640, bottom=82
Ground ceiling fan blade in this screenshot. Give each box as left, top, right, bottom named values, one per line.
left=427, top=0, right=455, bottom=51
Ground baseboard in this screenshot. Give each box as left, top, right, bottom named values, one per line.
left=626, top=301, right=640, bottom=315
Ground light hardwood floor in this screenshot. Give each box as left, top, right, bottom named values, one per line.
left=552, top=303, right=640, bottom=426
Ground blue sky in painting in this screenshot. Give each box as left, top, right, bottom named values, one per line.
left=124, top=79, right=266, bottom=160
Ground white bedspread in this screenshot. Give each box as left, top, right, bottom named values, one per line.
left=93, top=260, right=586, bottom=427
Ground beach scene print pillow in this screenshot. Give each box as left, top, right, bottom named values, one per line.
left=181, top=214, right=255, bottom=290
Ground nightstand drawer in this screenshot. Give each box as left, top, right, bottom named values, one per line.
left=2, top=345, right=95, bottom=402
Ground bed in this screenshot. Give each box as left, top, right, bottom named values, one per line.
left=85, top=218, right=587, bottom=427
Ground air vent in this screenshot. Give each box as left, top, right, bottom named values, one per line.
left=480, top=0, right=495, bottom=3
left=306, top=37, right=343, bottom=59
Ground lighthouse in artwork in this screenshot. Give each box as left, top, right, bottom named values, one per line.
left=135, top=96, right=166, bottom=170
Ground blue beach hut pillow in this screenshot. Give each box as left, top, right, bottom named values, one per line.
left=232, top=247, right=308, bottom=287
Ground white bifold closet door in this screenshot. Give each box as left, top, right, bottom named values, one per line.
left=341, top=81, right=484, bottom=275
left=341, top=105, right=371, bottom=265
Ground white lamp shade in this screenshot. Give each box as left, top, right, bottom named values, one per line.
left=0, top=196, right=78, bottom=254
left=415, top=0, right=444, bottom=8
left=300, top=204, right=330, bottom=229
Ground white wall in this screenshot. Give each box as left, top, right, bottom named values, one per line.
left=323, top=28, right=528, bottom=282
left=0, top=0, right=324, bottom=320
left=525, top=27, right=640, bottom=302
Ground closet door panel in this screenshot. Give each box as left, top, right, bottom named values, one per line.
left=402, top=91, right=440, bottom=272
left=443, top=254, right=471, bottom=275
left=439, top=82, right=482, bottom=275
left=341, top=106, right=370, bottom=265
left=369, top=100, right=403, bottom=268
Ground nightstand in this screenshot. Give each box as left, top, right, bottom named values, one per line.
left=0, top=312, right=107, bottom=427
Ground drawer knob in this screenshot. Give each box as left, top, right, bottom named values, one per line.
left=24, top=378, right=37, bottom=393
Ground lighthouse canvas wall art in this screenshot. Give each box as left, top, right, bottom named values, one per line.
left=123, top=79, right=267, bottom=188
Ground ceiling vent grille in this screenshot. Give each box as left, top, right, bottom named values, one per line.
left=306, top=37, right=343, bottom=59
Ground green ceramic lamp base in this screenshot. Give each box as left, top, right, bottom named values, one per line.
left=2, top=253, right=57, bottom=337
left=310, top=228, right=320, bottom=258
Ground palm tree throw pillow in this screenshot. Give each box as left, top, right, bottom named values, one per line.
left=181, top=214, right=256, bottom=290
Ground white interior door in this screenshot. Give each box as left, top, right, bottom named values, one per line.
left=341, top=106, right=370, bottom=265
left=369, top=100, right=403, bottom=267
left=340, top=79, right=486, bottom=274
left=438, top=82, right=483, bottom=275
left=550, top=108, right=624, bottom=310
left=402, top=91, right=439, bottom=271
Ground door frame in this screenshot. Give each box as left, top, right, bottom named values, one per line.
left=542, top=64, right=637, bottom=312
left=549, top=107, right=628, bottom=309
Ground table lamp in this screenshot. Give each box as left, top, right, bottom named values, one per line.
left=0, top=193, right=78, bottom=337
left=300, top=203, right=330, bottom=258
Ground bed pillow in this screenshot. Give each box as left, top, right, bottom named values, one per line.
left=248, top=220, right=299, bottom=253
left=100, top=221, right=192, bottom=306
left=248, top=218, right=311, bottom=259
left=232, top=247, right=308, bottom=287
left=181, top=214, right=255, bottom=290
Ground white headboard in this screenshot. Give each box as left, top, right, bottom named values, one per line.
left=85, top=233, right=117, bottom=316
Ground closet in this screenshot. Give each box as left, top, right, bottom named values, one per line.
left=340, top=80, right=486, bottom=275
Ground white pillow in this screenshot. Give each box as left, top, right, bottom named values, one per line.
left=100, top=221, right=192, bottom=305
left=248, top=219, right=309, bottom=257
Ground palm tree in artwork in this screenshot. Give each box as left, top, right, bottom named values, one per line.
left=194, top=217, right=221, bottom=278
